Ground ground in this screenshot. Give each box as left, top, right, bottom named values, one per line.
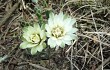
left=0, top=0, right=110, bottom=70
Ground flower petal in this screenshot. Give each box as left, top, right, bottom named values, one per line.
left=48, top=38, right=56, bottom=48
left=27, top=43, right=37, bottom=48
left=69, top=34, right=78, bottom=40
left=64, top=18, right=72, bottom=26
left=37, top=45, right=44, bottom=52
left=49, top=12, right=54, bottom=19
left=31, top=47, right=38, bottom=55
left=56, top=39, right=62, bottom=46
left=67, top=28, right=78, bottom=34
left=59, top=12, right=64, bottom=19
left=71, top=18, right=76, bottom=25
left=62, top=40, right=72, bottom=45
left=63, top=13, right=68, bottom=20
left=54, top=12, right=64, bottom=24
left=40, top=30, right=46, bottom=40
left=45, top=24, right=51, bottom=35
left=60, top=42, right=65, bottom=48
left=34, top=23, right=41, bottom=33
left=23, top=33, right=31, bottom=42
left=42, top=43, right=46, bottom=48
left=46, top=32, right=51, bottom=37
left=64, top=34, right=77, bottom=41
left=64, top=18, right=76, bottom=27
left=48, top=13, right=54, bottom=26
left=22, top=27, right=28, bottom=33
left=28, top=26, right=36, bottom=33
left=63, top=35, right=73, bottom=41
left=20, top=42, right=28, bottom=49
left=20, top=42, right=36, bottom=49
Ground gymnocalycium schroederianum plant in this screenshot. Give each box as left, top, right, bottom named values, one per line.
left=20, top=23, right=46, bottom=55
left=45, top=12, right=78, bottom=50
left=20, top=12, right=78, bottom=55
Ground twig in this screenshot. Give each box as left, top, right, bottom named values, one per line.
left=76, top=43, right=88, bottom=54
left=22, top=0, right=26, bottom=9
left=71, top=44, right=73, bottom=70
left=61, top=1, right=96, bottom=12
left=1, top=13, right=21, bottom=41
left=87, top=47, right=100, bottom=63
left=84, top=32, right=107, bottom=34
left=0, top=0, right=11, bottom=9
left=0, top=0, right=21, bottom=27
left=81, top=46, right=88, bottom=70
left=84, top=31, right=110, bottom=36
left=91, top=9, right=104, bottom=70
left=72, top=5, right=96, bottom=15
left=66, top=55, right=80, bottom=70
left=96, top=57, right=110, bottom=70
left=28, top=63, right=49, bottom=70
left=19, top=58, right=49, bottom=70
left=66, top=40, right=77, bottom=53
left=77, top=33, right=110, bottom=47
left=87, top=51, right=101, bottom=62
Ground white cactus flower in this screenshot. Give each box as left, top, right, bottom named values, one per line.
left=45, top=12, right=78, bottom=48
left=20, top=24, right=46, bottom=55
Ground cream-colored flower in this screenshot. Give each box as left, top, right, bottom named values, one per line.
left=20, top=24, right=46, bottom=55
left=45, top=12, right=78, bottom=48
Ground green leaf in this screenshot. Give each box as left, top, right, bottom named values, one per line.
left=32, top=0, right=38, bottom=3
left=45, top=10, right=52, bottom=19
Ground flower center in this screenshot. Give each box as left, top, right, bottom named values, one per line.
left=51, top=25, right=64, bottom=38
left=30, top=33, right=40, bottom=43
